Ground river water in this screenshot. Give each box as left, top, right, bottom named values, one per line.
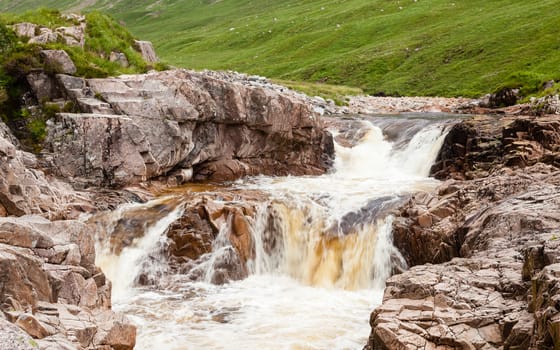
left=94, top=114, right=455, bottom=350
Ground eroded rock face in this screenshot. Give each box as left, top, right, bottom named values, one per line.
left=44, top=69, right=334, bottom=187
left=367, top=114, right=560, bottom=350
left=430, top=115, right=560, bottom=180
left=0, top=216, right=136, bottom=350
left=0, top=121, right=91, bottom=219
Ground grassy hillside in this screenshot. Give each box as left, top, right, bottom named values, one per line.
left=0, top=9, right=159, bottom=149
left=2, top=0, right=560, bottom=98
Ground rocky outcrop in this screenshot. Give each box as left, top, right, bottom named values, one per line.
left=0, top=216, right=136, bottom=350
left=41, top=50, right=77, bottom=75
left=430, top=115, right=560, bottom=180
left=43, top=69, right=333, bottom=187
left=0, top=120, right=91, bottom=219
left=367, top=114, right=560, bottom=350
left=12, top=19, right=86, bottom=47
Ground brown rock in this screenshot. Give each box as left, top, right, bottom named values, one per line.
left=15, top=314, right=52, bottom=339
left=94, top=311, right=137, bottom=350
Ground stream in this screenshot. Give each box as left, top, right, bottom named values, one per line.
left=93, top=114, right=456, bottom=349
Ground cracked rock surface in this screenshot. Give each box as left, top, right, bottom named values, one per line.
left=366, top=115, right=560, bottom=350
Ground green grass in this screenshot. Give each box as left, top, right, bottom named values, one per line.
left=273, top=79, right=362, bottom=106
left=0, top=9, right=155, bottom=151
left=2, top=0, right=559, bottom=98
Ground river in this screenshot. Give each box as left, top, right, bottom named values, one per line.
left=94, top=114, right=456, bottom=349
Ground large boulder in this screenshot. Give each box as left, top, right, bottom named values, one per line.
left=44, top=69, right=334, bottom=187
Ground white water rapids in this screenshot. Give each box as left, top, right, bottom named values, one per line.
left=94, top=115, right=454, bottom=349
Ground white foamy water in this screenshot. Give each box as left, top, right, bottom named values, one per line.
left=95, top=116, right=453, bottom=350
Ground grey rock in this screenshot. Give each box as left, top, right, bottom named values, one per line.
left=44, top=69, right=334, bottom=187
left=134, top=40, right=159, bottom=63
left=109, top=51, right=129, bottom=67
left=0, top=318, right=37, bottom=350
left=40, top=50, right=77, bottom=75
left=12, top=22, right=37, bottom=38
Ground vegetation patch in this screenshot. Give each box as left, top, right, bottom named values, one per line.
left=3, top=0, right=558, bottom=98
left=0, top=9, right=163, bottom=151
left=273, top=79, right=362, bottom=106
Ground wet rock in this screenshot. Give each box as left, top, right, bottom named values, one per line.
left=167, top=204, right=215, bottom=260
left=369, top=114, right=560, bottom=350
left=431, top=115, right=560, bottom=180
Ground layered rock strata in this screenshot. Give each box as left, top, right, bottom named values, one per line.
left=367, top=115, right=560, bottom=349
left=0, top=215, right=136, bottom=350
left=0, top=122, right=136, bottom=349
left=41, top=69, right=333, bottom=187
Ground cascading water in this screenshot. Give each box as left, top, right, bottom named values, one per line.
left=94, top=115, right=455, bottom=349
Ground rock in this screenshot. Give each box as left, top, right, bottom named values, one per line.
left=13, top=21, right=86, bottom=48
left=15, top=313, right=52, bottom=339
left=55, top=24, right=86, bottom=47
left=134, top=40, right=159, bottom=63
left=12, top=22, right=37, bottom=38
left=26, top=71, right=60, bottom=102
left=531, top=263, right=560, bottom=349
left=40, top=50, right=77, bottom=75
left=0, top=215, right=137, bottom=348
left=483, top=88, right=520, bottom=108
left=0, top=120, right=90, bottom=219
left=430, top=115, right=560, bottom=180
left=28, top=30, right=58, bottom=45
left=0, top=318, right=37, bottom=350
left=109, top=51, right=129, bottom=67
left=368, top=114, right=560, bottom=350
left=94, top=311, right=137, bottom=350
left=44, top=69, right=334, bottom=187
left=531, top=94, right=560, bottom=115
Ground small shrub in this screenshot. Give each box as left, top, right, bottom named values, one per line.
left=27, top=118, right=46, bottom=144
left=42, top=102, right=60, bottom=119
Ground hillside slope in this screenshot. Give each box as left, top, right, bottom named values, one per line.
left=2, top=0, right=560, bottom=97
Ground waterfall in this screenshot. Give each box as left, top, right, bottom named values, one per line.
left=94, top=197, right=185, bottom=301
left=92, top=115, right=454, bottom=349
